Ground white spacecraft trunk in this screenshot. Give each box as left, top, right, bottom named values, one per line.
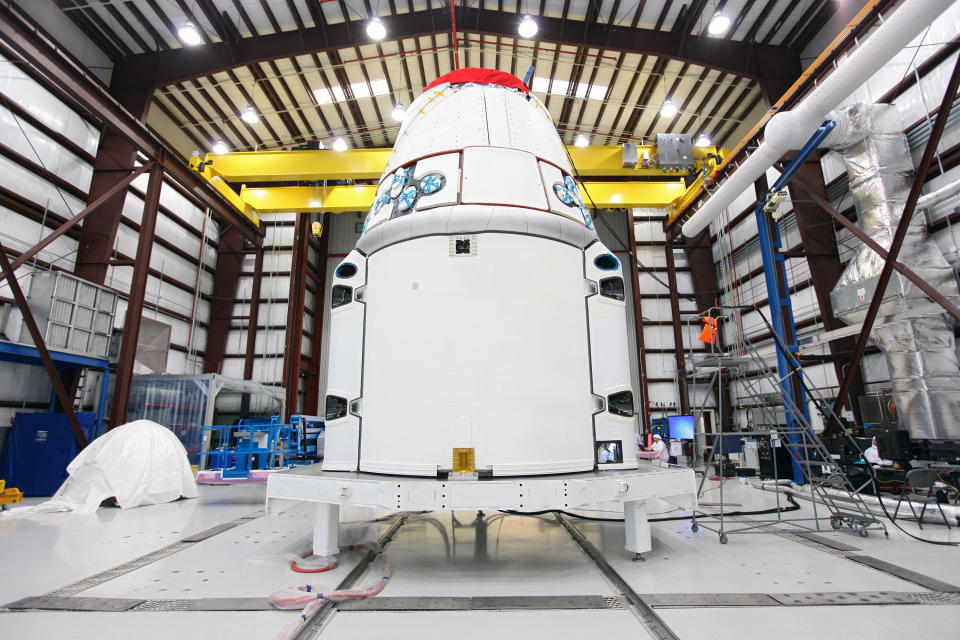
left=322, top=70, right=637, bottom=477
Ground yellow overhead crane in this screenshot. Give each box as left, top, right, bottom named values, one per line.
left=190, top=145, right=723, bottom=223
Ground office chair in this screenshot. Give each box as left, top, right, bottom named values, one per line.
left=893, top=468, right=952, bottom=529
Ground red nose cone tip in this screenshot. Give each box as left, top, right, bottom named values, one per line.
left=424, top=68, right=531, bottom=94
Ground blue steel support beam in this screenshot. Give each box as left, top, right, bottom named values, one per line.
left=752, top=121, right=836, bottom=485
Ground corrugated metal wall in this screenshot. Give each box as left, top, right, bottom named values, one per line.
left=0, top=49, right=218, bottom=442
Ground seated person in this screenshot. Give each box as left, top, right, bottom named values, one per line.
left=638, top=433, right=670, bottom=464
left=864, top=436, right=895, bottom=468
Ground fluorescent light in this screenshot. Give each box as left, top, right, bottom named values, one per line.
left=660, top=99, right=678, bottom=118
left=178, top=22, right=203, bottom=46
left=588, top=85, right=607, bottom=100
left=518, top=16, right=538, bottom=39
left=241, top=106, right=259, bottom=124
left=695, top=134, right=712, bottom=147
left=308, top=199, right=321, bottom=208
left=351, top=79, right=389, bottom=99
left=212, top=140, right=228, bottom=155
left=366, top=18, right=387, bottom=41
left=313, top=86, right=345, bottom=104
left=708, top=12, right=731, bottom=35
left=314, top=80, right=388, bottom=105
left=391, top=104, right=406, bottom=122
left=530, top=76, right=607, bottom=101
left=332, top=137, right=347, bottom=152
left=574, top=134, right=589, bottom=147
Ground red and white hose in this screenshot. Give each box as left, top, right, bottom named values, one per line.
left=270, top=542, right=393, bottom=640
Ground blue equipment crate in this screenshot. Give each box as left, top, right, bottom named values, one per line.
left=0, top=412, right=96, bottom=496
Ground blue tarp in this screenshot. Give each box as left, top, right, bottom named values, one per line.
left=0, top=412, right=96, bottom=496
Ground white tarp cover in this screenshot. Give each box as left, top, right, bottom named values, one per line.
left=5, top=420, right=198, bottom=515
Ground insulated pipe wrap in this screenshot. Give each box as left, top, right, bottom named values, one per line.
left=827, top=104, right=960, bottom=441
left=680, top=0, right=954, bottom=238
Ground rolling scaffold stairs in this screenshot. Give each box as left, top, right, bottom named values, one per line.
left=684, top=308, right=887, bottom=544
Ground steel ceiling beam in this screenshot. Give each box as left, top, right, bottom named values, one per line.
left=110, top=7, right=799, bottom=90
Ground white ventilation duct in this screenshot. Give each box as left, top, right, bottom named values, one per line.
left=826, top=103, right=960, bottom=441
left=681, top=0, right=954, bottom=238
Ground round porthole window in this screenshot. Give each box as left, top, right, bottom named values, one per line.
left=594, top=254, right=619, bottom=271
left=336, top=263, right=358, bottom=279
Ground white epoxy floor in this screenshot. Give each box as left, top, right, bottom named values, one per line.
left=0, top=476, right=958, bottom=640
left=0, top=611, right=291, bottom=640
left=0, top=484, right=267, bottom=603
left=658, top=605, right=960, bottom=639
left=321, top=610, right=653, bottom=639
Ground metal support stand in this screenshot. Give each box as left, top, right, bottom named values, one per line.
left=313, top=503, right=340, bottom=557
left=623, top=499, right=651, bottom=555
left=268, top=467, right=697, bottom=558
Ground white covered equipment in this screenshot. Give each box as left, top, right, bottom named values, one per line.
left=7, top=420, right=198, bottom=514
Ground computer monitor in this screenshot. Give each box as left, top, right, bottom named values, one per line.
left=714, top=434, right=743, bottom=455
left=668, top=415, right=695, bottom=440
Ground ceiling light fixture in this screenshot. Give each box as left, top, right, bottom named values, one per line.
left=332, top=137, right=348, bottom=152
left=708, top=12, right=731, bottom=36
left=518, top=16, right=538, bottom=39
left=241, top=106, right=259, bottom=124
left=574, top=134, right=589, bottom=147
left=391, top=104, right=407, bottom=122
left=660, top=99, right=678, bottom=118
left=212, top=140, right=228, bottom=155
left=366, top=17, right=387, bottom=41
left=178, top=22, right=203, bottom=46
left=695, top=134, right=712, bottom=147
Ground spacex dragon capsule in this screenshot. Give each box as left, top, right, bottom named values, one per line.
left=322, top=68, right=637, bottom=477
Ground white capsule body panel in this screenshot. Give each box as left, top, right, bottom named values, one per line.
left=358, top=233, right=595, bottom=476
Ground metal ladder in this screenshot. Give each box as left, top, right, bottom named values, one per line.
left=71, top=369, right=87, bottom=412
left=686, top=309, right=887, bottom=541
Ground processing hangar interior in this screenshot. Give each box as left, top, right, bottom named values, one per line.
left=0, top=0, right=959, bottom=638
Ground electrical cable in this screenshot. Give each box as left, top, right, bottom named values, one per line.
left=500, top=495, right=801, bottom=523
